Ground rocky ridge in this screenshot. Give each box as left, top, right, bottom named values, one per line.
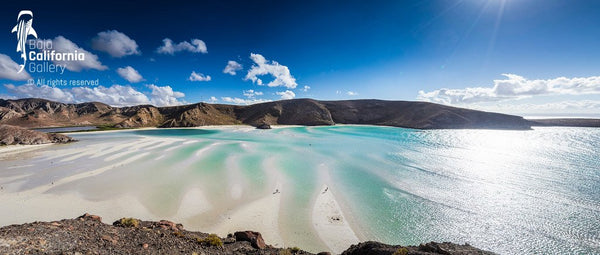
left=0, top=213, right=495, bottom=255
left=0, top=98, right=532, bottom=130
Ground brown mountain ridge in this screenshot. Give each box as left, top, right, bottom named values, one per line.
left=0, top=98, right=533, bottom=130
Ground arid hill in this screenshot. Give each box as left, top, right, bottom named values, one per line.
left=0, top=98, right=533, bottom=130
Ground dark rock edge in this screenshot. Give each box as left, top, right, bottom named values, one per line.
left=0, top=213, right=496, bottom=255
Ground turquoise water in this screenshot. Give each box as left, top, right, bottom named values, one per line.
left=1, top=126, right=599, bottom=254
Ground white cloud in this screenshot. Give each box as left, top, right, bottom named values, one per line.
left=0, top=94, right=16, bottom=99
left=207, top=96, right=218, bottom=103
left=157, top=38, right=207, bottom=55
left=223, top=60, right=242, bottom=75
left=243, top=89, right=263, bottom=98
left=4, top=83, right=185, bottom=107
left=221, top=97, right=270, bottom=105
left=0, top=54, right=31, bottom=80
left=221, top=90, right=268, bottom=105
left=70, top=85, right=150, bottom=106
left=347, top=91, right=358, bottom=96
left=147, top=84, right=186, bottom=106
left=5, top=83, right=75, bottom=103
left=456, top=100, right=600, bottom=116
left=276, top=90, right=295, bottom=100
left=485, top=100, right=600, bottom=112
left=521, top=100, right=600, bottom=112
left=302, top=85, right=310, bottom=92
left=91, top=30, right=140, bottom=57
left=116, top=66, right=143, bottom=83
left=189, top=71, right=211, bottom=82
left=418, top=74, right=600, bottom=104
left=37, top=36, right=107, bottom=72
left=245, top=53, right=297, bottom=89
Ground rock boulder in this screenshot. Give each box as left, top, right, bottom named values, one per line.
left=0, top=124, right=76, bottom=145
left=234, top=231, right=266, bottom=249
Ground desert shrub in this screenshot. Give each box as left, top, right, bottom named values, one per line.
left=279, top=249, right=292, bottom=255
left=197, top=234, right=223, bottom=247
left=393, top=247, right=409, bottom=255
left=119, top=218, right=139, bottom=227
left=290, top=246, right=301, bottom=253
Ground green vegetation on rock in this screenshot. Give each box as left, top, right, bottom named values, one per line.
left=394, top=247, right=409, bottom=255
left=197, top=234, right=223, bottom=247
left=118, top=218, right=139, bottom=228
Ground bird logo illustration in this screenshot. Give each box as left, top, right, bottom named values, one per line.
left=11, top=10, right=38, bottom=73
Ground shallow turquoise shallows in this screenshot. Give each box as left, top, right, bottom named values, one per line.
left=1, top=126, right=599, bottom=254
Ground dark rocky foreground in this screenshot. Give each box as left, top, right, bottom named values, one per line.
left=0, top=214, right=495, bottom=255
left=0, top=98, right=532, bottom=130
left=0, top=124, right=75, bottom=145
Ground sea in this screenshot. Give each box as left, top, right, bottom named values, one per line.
left=1, top=125, right=598, bottom=254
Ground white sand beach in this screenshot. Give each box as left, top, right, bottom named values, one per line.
left=176, top=187, right=213, bottom=219
left=0, top=191, right=156, bottom=227
left=0, top=130, right=364, bottom=253
left=313, top=185, right=361, bottom=254
left=0, top=144, right=53, bottom=159
left=207, top=183, right=285, bottom=247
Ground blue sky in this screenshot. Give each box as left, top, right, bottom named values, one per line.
left=1, top=0, right=599, bottom=116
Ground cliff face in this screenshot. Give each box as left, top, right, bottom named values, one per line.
left=0, top=98, right=532, bottom=130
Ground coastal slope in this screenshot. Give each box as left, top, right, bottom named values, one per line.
left=0, top=98, right=533, bottom=130
left=0, top=213, right=495, bottom=255
left=321, top=100, right=530, bottom=129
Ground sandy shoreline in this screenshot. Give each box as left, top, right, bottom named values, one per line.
left=0, top=181, right=360, bottom=253
left=0, top=131, right=362, bottom=253
left=0, top=185, right=360, bottom=253
left=313, top=185, right=360, bottom=254
left=0, top=144, right=53, bottom=159
left=207, top=182, right=285, bottom=247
